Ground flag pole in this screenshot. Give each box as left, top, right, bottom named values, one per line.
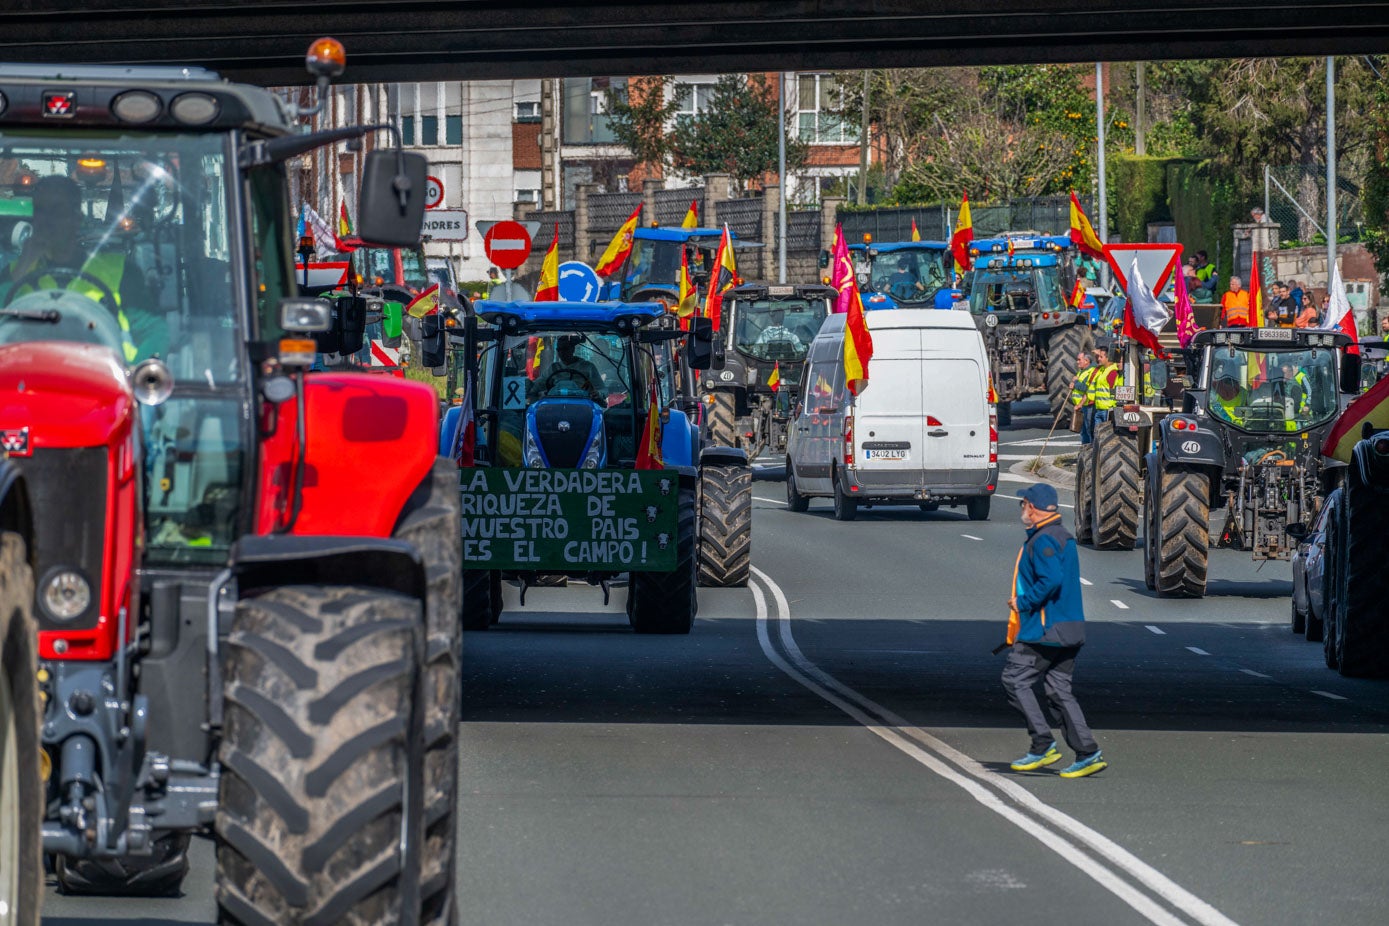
left=1326, top=56, right=1337, bottom=306
left=778, top=71, right=788, bottom=284
left=1095, top=63, right=1109, bottom=290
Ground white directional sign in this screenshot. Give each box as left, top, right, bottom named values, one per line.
left=421, top=209, right=469, bottom=241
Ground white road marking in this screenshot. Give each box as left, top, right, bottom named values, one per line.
left=1080, top=578, right=1093, bottom=586
left=1239, top=669, right=1272, bottom=679
left=751, top=565, right=1240, bottom=926
left=1145, top=625, right=1165, bottom=635
left=961, top=534, right=983, bottom=541
left=998, top=472, right=1037, bottom=484
left=1186, top=647, right=1211, bottom=656
left=1111, top=599, right=1130, bottom=610
left=753, top=496, right=784, bottom=505
left=997, top=453, right=1049, bottom=461
left=1311, top=690, right=1348, bottom=701
left=1003, top=437, right=1081, bottom=448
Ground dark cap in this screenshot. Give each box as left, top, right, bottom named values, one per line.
left=1016, top=483, right=1059, bottom=512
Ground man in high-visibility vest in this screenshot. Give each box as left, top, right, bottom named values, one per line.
left=1071, top=349, right=1097, bottom=444
left=0, top=175, right=165, bottom=363
left=1085, top=345, right=1123, bottom=437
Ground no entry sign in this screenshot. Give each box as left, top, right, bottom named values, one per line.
left=483, top=220, right=533, bottom=270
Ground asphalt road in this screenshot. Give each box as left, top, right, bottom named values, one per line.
left=42, top=397, right=1389, bottom=925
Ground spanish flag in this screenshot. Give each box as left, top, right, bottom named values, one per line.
left=767, top=362, right=781, bottom=392
left=1069, top=277, right=1086, bottom=309
left=677, top=246, right=697, bottom=318
left=595, top=204, right=642, bottom=277
left=1069, top=191, right=1105, bottom=259
left=830, top=223, right=873, bottom=395
left=338, top=201, right=353, bottom=238
left=681, top=199, right=699, bottom=229
left=1248, top=253, right=1265, bottom=328
left=526, top=337, right=545, bottom=380
left=1007, top=237, right=1016, bottom=259
left=703, top=224, right=736, bottom=331
left=950, top=193, right=973, bottom=276
left=635, top=380, right=665, bottom=469
left=534, top=223, right=560, bottom=301
left=1323, top=372, right=1389, bottom=462
left=405, top=283, right=439, bottom=319
left=911, top=218, right=921, bottom=242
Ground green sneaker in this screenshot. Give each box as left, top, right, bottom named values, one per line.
left=1010, top=743, right=1062, bottom=772
left=1058, top=752, right=1108, bottom=779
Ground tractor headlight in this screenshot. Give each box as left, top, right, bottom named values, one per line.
left=523, top=428, right=544, bottom=467
left=40, top=569, right=91, bottom=622
left=581, top=430, right=605, bottom=469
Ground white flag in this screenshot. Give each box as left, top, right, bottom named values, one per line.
left=1127, top=256, right=1171, bottom=337
left=1322, top=262, right=1359, bottom=349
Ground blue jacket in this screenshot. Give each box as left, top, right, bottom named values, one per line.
left=1009, top=514, right=1086, bottom=646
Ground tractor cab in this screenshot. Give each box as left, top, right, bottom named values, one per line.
left=965, top=235, right=1075, bottom=325
left=613, top=226, right=759, bottom=304
left=848, top=240, right=952, bottom=309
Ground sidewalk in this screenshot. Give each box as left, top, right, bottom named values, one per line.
left=1007, top=453, right=1076, bottom=489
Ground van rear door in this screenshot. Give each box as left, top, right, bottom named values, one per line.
left=920, top=335, right=989, bottom=479
left=855, top=328, right=925, bottom=476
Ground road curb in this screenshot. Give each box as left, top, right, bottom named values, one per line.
left=1008, top=455, right=1076, bottom=489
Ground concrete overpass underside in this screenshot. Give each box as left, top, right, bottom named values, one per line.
left=3, top=1, right=1389, bottom=84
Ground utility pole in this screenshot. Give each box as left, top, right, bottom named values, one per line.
left=1096, top=63, right=1109, bottom=246
left=778, top=72, right=788, bottom=283
left=1135, top=62, right=1147, bottom=157
left=1326, top=56, right=1338, bottom=291
left=857, top=70, right=870, bottom=205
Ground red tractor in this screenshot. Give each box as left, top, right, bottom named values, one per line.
left=0, top=41, right=462, bottom=923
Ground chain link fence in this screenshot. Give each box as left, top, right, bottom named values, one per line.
left=1264, top=165, right=1362, bottom=246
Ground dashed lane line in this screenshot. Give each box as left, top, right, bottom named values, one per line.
left=1145, top=625, right=1165, bottom=635
left=961, top=534, right=983, bottom=541
left=1239, top=669, right=1272, bottom=679
left=1186, top=647, right=1211, bottom=656
left=1080, top=578, right=1093, bottom=586
left=751, top=565, right=1240, bottom=926
left=753, top=496, right=784, bottom=505
left=1111, top=599, right=1130, bottom=610
left=1311, top=690, right=1348, bottom=701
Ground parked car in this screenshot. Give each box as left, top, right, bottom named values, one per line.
left=1290, top=488, right=1338, bottom=641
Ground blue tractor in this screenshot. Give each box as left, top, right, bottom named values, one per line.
left=446, top=300, right=748, bottom=632
left=962, top=233, right=1094, bottom=423
left=845, top=240, right=955, bottom=310
left=604, top=226, right=759, bottom=305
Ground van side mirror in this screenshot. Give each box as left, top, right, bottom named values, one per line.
left=686, top=317, right=716, bottom=370
left=357, top=149, right=429, bottom=248
left=419, top=314, right=446, bottom=368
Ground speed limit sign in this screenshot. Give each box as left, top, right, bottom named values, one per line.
left=425, top=175, right=444, bottom=210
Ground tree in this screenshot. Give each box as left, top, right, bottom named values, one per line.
left=603, top=76, right=681, bottom=171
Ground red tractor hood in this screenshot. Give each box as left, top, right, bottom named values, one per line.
left=0, top=342, right=134, bottom=449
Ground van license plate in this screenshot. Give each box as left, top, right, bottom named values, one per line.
left=864, top=448, right=909, bottom=461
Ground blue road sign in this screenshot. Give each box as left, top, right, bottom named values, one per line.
left=558, top=261, right=602, bottom=302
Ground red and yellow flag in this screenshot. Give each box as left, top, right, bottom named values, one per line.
left=1248, top=253, right=1266, bottom=328
left=703, top=224, right=737, bottom=330
left=767, top=362, right=781, bottom=392
left=1323, top=372, right=1389, bottom=462
left=677, top=246, right=697, bottom=318
left=405, top=283, right=440, bottom=319
left=338, top=202, right=353, bottom=238
left=911, top=218, right=921, bottom=243
left=534, top=223, right=560, bottom=301
left=950, top=193, right=973, bottom=275
left=681, top=199, right=699, bottom=229
left=635, top=381, right=664, bottom=469
left=595, top=204, right=642, bottom=277
left=1069, top=191, right=1105, bottom=259
left=831, top=223, right=874, bottom=395
left=525, top=337, right=545, bottom=380
left=1069, top=277, right=1085, bottom=309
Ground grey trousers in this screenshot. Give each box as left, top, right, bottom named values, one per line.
left=1002, top=642, right=1099, bottom=757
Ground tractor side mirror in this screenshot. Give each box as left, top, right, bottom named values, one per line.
left=686, top=317, right=716, bottom=370
left=420, top=314, right=446, bottom=368
left=357, top=149, right=429, bottom=248
left=1285, top=522, right=1309, bottom=541
left=338, top=295, right=366, bottom=355
left=1340, top=352, right=1363, bottom=393
left=818, top=249, right=830, bottom=269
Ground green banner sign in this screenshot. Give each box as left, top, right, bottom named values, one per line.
left=460, top=468, right=679, bottom=572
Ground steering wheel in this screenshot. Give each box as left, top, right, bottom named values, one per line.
left=889, top=280, right=920, bottom=301
left=543, top=367, right=597, bottom=397
left=3, top=265, right=120, bottom=314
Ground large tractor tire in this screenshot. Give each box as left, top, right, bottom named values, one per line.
left=1152, top=463, right=1209, bottom=599
left=1046, top=325, right=1090, bottom=417
left=1090, top=422, right=1140, bottom=551
left=217, top=585, right=426, bottom=926
left=392, top=458, right=462, bottom=924
left=698, top=465, right=751, bottom=588
left=629, top=483, right=698, bottom=634
left=54, top=834, right=190, bottom=898
left=1074, top=448, right=1094, bottom=545
left=1332, top=467, right=1389, bottom=677
left=0, top=531, right=40, bottom=924
left=706, top=391, right=739, bottom=449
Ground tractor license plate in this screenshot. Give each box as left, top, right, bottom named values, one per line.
left=864, top=448, right=909, bottom=461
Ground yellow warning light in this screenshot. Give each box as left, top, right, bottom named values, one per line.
left=306, top=37, right=347, bottom=78
left=77, top=156, right=106, bottom=170
left=862, top=233, right=872, bottom=245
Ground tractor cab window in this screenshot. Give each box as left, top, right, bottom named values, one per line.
left=967, top=267, right=1065, bottom=315
left=1206, top=346, right=1337, bottom=433
left=621, top=237, right=684, bottom=296
left=867, top=249, right=949, bottom=305
left=734, top=298, right=825, bottom=364
left=0, top=131, right=241, bottom=383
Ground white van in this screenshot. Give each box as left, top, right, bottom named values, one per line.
left=785, top=310, right=997, bottom=521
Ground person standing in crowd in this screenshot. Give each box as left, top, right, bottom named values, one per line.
left=1219, top=276, right=1250, bottom=327
left=1002, top=483, right=1106, bottom=779
left=1071, top=350, right=1096, bottom=442
left=1289, top=279, right=1305, bottom=309
left=1296, top=295, right=1321, bottom=329
left=1270, top=281, right=1297, bottom=328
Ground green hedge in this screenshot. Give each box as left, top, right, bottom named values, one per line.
left=1107, top=155, right=1172, bottom=243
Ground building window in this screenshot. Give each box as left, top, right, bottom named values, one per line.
left=445, top=115, right=462, bottom=146
left=562, top=78, right=623, bottom=145
left=672, top=82, right=713, bottom=125
left=515, top=101, right=541, bottom=123
left=797, top=74, right=857, bottom=145
left=401, top=115, right=414, bottom=146
left=515, top=188, right=541, bottom=205
left=420, top=115, right=439, bottom=146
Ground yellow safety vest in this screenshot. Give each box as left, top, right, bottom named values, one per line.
left=1089, top=363, right=1122, bottom=410
left=1071, top=367, right=1096, bottom=407
left=20, top=254, right=137, bottom=362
